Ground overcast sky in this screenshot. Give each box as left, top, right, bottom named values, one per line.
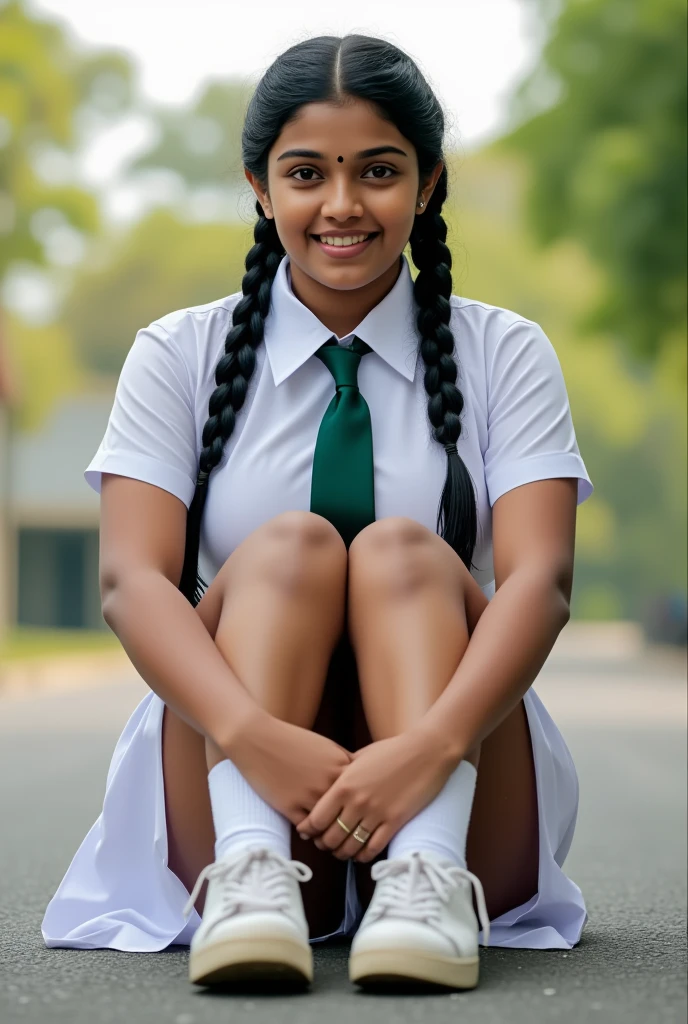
left=29, top=0, right=542, bottom=149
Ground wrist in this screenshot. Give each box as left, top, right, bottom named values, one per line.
left=411, top=715, right=464, bottom=770
left=212, top=699, right=271, bottom=757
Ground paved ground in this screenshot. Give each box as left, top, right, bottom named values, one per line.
left=0, top=638, right=685, bottom=1024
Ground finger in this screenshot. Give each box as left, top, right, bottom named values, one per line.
left=318, top=810, right=359, bottom=853
left=297, top=789, right=343, bottom=840
left=352, top=822, right=394, bottom=863
left=333, top=817, right=382, bottom=861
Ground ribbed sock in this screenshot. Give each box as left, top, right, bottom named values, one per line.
left=207, top=758, right=292, bottom=862
left=387, top=759, right=478, bottom=869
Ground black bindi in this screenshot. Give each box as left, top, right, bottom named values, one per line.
left=337, top=156, right=344, bottom=162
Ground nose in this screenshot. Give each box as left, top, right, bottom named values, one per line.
left=320, top=175, right=364, bottom=221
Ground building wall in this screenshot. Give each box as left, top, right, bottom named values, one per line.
left=17, top=527, right=104, bottom=630
left=5, top=391, right=114, bottom=632
left=0, top=404, right=10, bottom=637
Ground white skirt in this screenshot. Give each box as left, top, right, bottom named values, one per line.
left=41, top=686, right=587, bottom=952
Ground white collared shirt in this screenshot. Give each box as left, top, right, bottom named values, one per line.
left=85, top=253, right=593, bottom=598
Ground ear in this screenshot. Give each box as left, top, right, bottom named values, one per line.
left=418, top=160, right=444, bottom=211
left=244, top=168, right=274, bottom=219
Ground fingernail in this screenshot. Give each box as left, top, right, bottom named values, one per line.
left=298, top=832, right=309, bottom=841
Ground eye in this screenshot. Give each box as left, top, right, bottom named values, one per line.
left=362, top=165, right=396, bottom=179
left=289, top=167, right=323, bottom=182
left=288, top=164, right=397, bottom=182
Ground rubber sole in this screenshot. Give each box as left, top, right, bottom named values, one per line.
left=189, top=935, right=313, bottom=987
left=349, top=948, right=479, bottom=990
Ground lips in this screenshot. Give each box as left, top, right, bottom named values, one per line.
left=311, top=232, right=380, bottom=260
left=311, top=232, right=379, bottom=246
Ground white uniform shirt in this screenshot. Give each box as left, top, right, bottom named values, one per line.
left=85, top=252, right=593, bottom=600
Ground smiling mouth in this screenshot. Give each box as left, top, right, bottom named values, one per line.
left=311, top=232, right=380, bottom=247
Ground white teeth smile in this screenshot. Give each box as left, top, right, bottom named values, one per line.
left=318, top=234, right=371, bottom=247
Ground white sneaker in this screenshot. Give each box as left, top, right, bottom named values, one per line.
left=183, top=844, right=314, bottom=986
left=348, top=850, right=490, bottom=990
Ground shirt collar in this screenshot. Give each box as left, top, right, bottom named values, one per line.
left=263, top=252, right=420, bottom=386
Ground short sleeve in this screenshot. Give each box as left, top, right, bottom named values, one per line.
left=84, top=321, right=199, bottom=508
left=483, top=319, right=593, bottom=508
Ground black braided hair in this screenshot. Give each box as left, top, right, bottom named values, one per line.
left=179, top=33, right=479, bottom=606
left=409, top=168, right=479, bottom=571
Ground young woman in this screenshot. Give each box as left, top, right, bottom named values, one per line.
left=41, top=33, right=593, bottom=993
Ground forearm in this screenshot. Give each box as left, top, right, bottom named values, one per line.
left=416, top=568, right=570, bottom=762
left=102, top=570, right=263, bottom=751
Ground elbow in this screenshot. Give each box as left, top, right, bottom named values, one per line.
left=531, top=566, right=572, bottom=628
left=100, top=567, right=170, bottom=629
left=99, top=570, right=135, bottom=630
left=550, top=573, right=572, bottom=628
left=101, top=580, right=121, bottom=631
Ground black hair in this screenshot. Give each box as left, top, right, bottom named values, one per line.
left=179, top=33, right=479, bottom=606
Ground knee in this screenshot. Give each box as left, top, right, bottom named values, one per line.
left=349, top=517, right=432, bottom=594
left=257, top=511, right=348, bottom=595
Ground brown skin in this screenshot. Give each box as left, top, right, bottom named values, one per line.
left=244, top=97, right=444, bottom=337
left=100, top=98, right=578, bottom=934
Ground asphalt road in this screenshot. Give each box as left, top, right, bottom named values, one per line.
left=0, top=643, right=686, bottom=1024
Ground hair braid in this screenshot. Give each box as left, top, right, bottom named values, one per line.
left=409, top=168, right=479, bottom=570
left=178, top=206, right=284, bottom=605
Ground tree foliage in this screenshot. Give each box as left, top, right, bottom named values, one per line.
left=501, top=0, right=687, bottom=362
left=0, top=0, right=138, bottom=282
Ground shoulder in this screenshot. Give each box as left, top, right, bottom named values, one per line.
left=448, top=294, right=555, bottom=376
left=449, top=293, right=541, bottom=344
left=139, top=290, right=244, bottom=380
left=151, top=289, right=243, bottom=340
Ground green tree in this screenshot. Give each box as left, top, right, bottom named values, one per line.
left=64, top=209, right=256, bottom=375
left=501, top=0, right=687, bottom=364
left=0, top=0, right=142, bottom=419
left=0, top=0, right=137, bottom=281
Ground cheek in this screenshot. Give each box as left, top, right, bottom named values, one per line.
left=373, top=191, right=417, bottom=233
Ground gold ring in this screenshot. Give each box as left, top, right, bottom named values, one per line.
left=336, top=817, right=352, bottom=835
left=352, top=825, right=371, bottom=844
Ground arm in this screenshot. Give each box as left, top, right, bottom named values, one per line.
left=415, top=477, right=577, bottom=762
left=99, top=473, right=263, bottom=751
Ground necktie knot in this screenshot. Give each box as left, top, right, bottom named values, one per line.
left=315, top=335, right=372, bottom=390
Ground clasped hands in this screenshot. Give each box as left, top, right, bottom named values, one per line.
left=227, top=708, right=459, bottom=865
left=293, top=724, right=458, bottom=864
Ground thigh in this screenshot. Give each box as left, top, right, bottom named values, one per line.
left=466, top=699, right=539, bottom=920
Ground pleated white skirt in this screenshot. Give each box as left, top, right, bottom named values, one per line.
left=41, top=686, right=587, bottom=952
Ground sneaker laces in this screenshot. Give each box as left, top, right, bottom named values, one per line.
left=368, top=851, right=491, bottom=947
left=182, top=845, right=313, bottom=922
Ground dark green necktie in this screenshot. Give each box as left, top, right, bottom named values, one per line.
left=310, top=335, right=375, bottom=548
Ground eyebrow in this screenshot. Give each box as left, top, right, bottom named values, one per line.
left=276, top=146, right=409, bottom=162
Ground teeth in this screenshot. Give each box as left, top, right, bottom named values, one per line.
left=319, top=234, right=370, bottom=247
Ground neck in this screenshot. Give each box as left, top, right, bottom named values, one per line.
left=288, top=256, right=402, bottom=339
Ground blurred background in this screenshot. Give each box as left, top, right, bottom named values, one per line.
left=0, top=0, right=686, bottom=664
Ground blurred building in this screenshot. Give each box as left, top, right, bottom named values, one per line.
left=0, top=329, right=16, bottom=638
left=1, top=391, right=112, bottom=632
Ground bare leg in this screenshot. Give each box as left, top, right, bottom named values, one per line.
left=162, top=511, right=351, bottom=935
left=346, top=517, right=539, bottom=919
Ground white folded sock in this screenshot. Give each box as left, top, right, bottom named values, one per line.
left=387, top=759, right=478, bottom=869
left=207, top=758, right=292, bottom=862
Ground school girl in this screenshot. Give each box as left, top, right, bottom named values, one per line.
left=41, top=33, right=594, bottom=993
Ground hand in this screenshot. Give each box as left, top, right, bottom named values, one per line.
left=295, top=727, right=457, bottom=863
left=225, top=710, right=354, bottom=829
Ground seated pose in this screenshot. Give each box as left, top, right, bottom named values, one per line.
left=41, top=32, right=593, bottom=994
